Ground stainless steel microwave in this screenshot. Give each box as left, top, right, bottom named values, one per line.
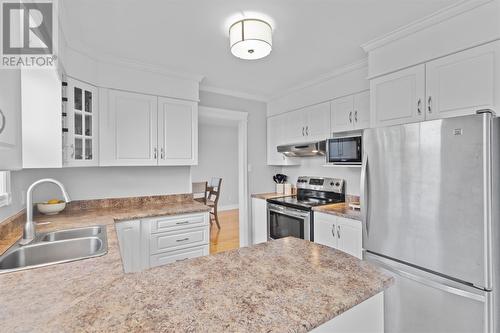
left=326, top=135, right=362, bottom=164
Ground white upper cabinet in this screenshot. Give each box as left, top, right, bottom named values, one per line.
left=266, top=114, right=298, bottom=166
left=21, top=68, right=62, bottom=169
left=425, top=42, right=500, bottom=120
left=331, top=91, right=370, bottom=133
left=0, top=69, right=22, bottom=170
left=370, top=41, right=500, bottom=127
left=306, top=102, right=331, bottom=141
left=331, top=95, right=354, bottom=133
left=63, top=77, right=99, bottom=167
left=100, top=89, right=158, bottom=166
left=284, top=102, right=330, bottom=143
left=286, top=109, right=308, bottom=143
left=353, top=90, right=370, bottom=130
left=158, top=97, right=198, bottom=165
left=100, top=89, right=198, bottom=167
left=370, top=64, right=426, bottom=128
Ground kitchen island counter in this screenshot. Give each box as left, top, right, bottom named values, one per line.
left=0, top=204, right=392, bottom=332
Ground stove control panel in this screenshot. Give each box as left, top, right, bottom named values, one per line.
left=296, top=176, right=344, bottom=193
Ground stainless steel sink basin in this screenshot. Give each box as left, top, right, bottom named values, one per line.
left=0, top=225, right=107, bottom=274
left=41, top=226, right=102, bottom=241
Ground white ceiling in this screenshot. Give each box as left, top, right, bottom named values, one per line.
left=61, top=0, right=459, bottom=100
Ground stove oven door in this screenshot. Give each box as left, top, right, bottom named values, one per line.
left=267, top=204, right=311, bottom=241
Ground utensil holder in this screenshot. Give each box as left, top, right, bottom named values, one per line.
left=276, top=184, right=284, bottom=194
left=284, top=183, right=292, bottom=195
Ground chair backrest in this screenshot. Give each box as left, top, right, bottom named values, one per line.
left=192, top=181, right=207, bottom=200
left=208, top=178, right=222, bottom=203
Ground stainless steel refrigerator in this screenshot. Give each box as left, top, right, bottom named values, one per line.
left=361, top=111, right=499, bottom=333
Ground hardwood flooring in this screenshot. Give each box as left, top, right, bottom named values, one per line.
left=210, top=209, right=239, bottom=254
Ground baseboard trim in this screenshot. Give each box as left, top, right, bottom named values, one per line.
left=217, top=204, right=239, bottom=212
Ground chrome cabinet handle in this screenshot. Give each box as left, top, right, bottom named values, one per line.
left=337, top=225, right=341, bottom=239
left=0, top=109, right=5, bottom=134
left=70, top=144, right=75, bottom=158
left=175, top=221, right=189, bottom=225
left=302, top=127, right=305, bottom=136
left=361, top=153, right=370, bottom=236
left=428, top=96, right=432, bottom=113
left=160, top=147, right=165, bottom=159
left=176, top=238, right=189, bottom=242
left=153, top=147, right=157, bottom=159
left=354, top=110, right=358, bottom=122
left=349, top=111, right=352, bottom=123
left=417, top=98, right=422, bottom=115
left=331, top=224, right=336, bottom=238
left=305, top=126, right=309, bottom=136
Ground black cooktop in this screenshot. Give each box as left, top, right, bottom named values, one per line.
left=267, top=195, right=344, bottom=211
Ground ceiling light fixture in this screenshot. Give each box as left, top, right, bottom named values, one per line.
left=229, top=18, right=272, bottom=60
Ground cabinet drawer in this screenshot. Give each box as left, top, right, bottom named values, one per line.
left=150, top=245, right=209, bottom=268
left=150, top=227, right=208, bottom=254
left=150, top=213, right=207, bottom=234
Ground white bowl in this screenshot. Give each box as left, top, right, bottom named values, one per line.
left=37, top=202, right=66, bottom=215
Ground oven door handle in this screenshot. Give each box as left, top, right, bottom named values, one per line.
left=268, top=206, right=309, bottom=219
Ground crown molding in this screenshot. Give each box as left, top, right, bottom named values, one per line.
left=361, top=0, right=494, bottom=52
left=199, top=84, right=269, bottom=102
left=61, top=38, right=204, bottom=83
left=268, top=58, right=368, bottom=101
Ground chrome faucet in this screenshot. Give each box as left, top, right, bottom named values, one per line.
left=20, top=178, right=71, bottom=245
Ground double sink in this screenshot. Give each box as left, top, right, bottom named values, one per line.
left=0, top=225, right=108, bottom=274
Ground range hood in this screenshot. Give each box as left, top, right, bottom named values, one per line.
left=277, top=141, right=326, bottom=157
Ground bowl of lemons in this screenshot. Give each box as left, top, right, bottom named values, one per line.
left=37, top=199, right=67, bottom=215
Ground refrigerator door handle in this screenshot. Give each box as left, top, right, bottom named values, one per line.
left=368, top=255, right=486, bottom=303
left=360, top=152, right=369, bottom=235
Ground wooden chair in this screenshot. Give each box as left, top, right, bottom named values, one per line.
left=206, top=177, right=222, bottom=229
left=192, top=181, right=208, bottom=205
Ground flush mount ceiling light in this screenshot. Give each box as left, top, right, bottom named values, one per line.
left=229, top=18, right=272, bottom=60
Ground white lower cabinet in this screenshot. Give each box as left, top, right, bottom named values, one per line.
left=150, top=246, right=209, bottom=268
left=115, top=220, right=142, bottom=273
left=310, top=292, right=384, bottom=333
left=313, top=212, right=362, bottom=259
left=251, top=198, right=268, bottom=245
left=116, top=212, right=210, bottom=273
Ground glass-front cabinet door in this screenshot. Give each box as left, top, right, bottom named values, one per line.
left=63, top=77, right=98, bottom=166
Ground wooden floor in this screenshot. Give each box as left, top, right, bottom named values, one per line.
left=210, top=209, right=239, bottom=254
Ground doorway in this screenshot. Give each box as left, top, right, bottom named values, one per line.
left=191, top=106, right=248, bottom=254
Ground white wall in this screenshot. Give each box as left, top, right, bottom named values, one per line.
left=282, top=157, right=361, bottom=196
left=267, top=62, right=369, bottom=116
left=268, top=63, right=368, bottom=196
left=0, top=90, right=276, bottom=222
left=364, top=0, right=500, bottom=78
left=1, top=166, right=190, bottom=219
left=199, top=90, right=280, bottom=195
left=191, top=122, right=239, bottom=208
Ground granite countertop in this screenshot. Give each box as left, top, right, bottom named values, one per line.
left=0, top=202, right=391, bottom=332
left=313, top=202, right=362, bottom=221
left=251, top=192, right=292, bottom=200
